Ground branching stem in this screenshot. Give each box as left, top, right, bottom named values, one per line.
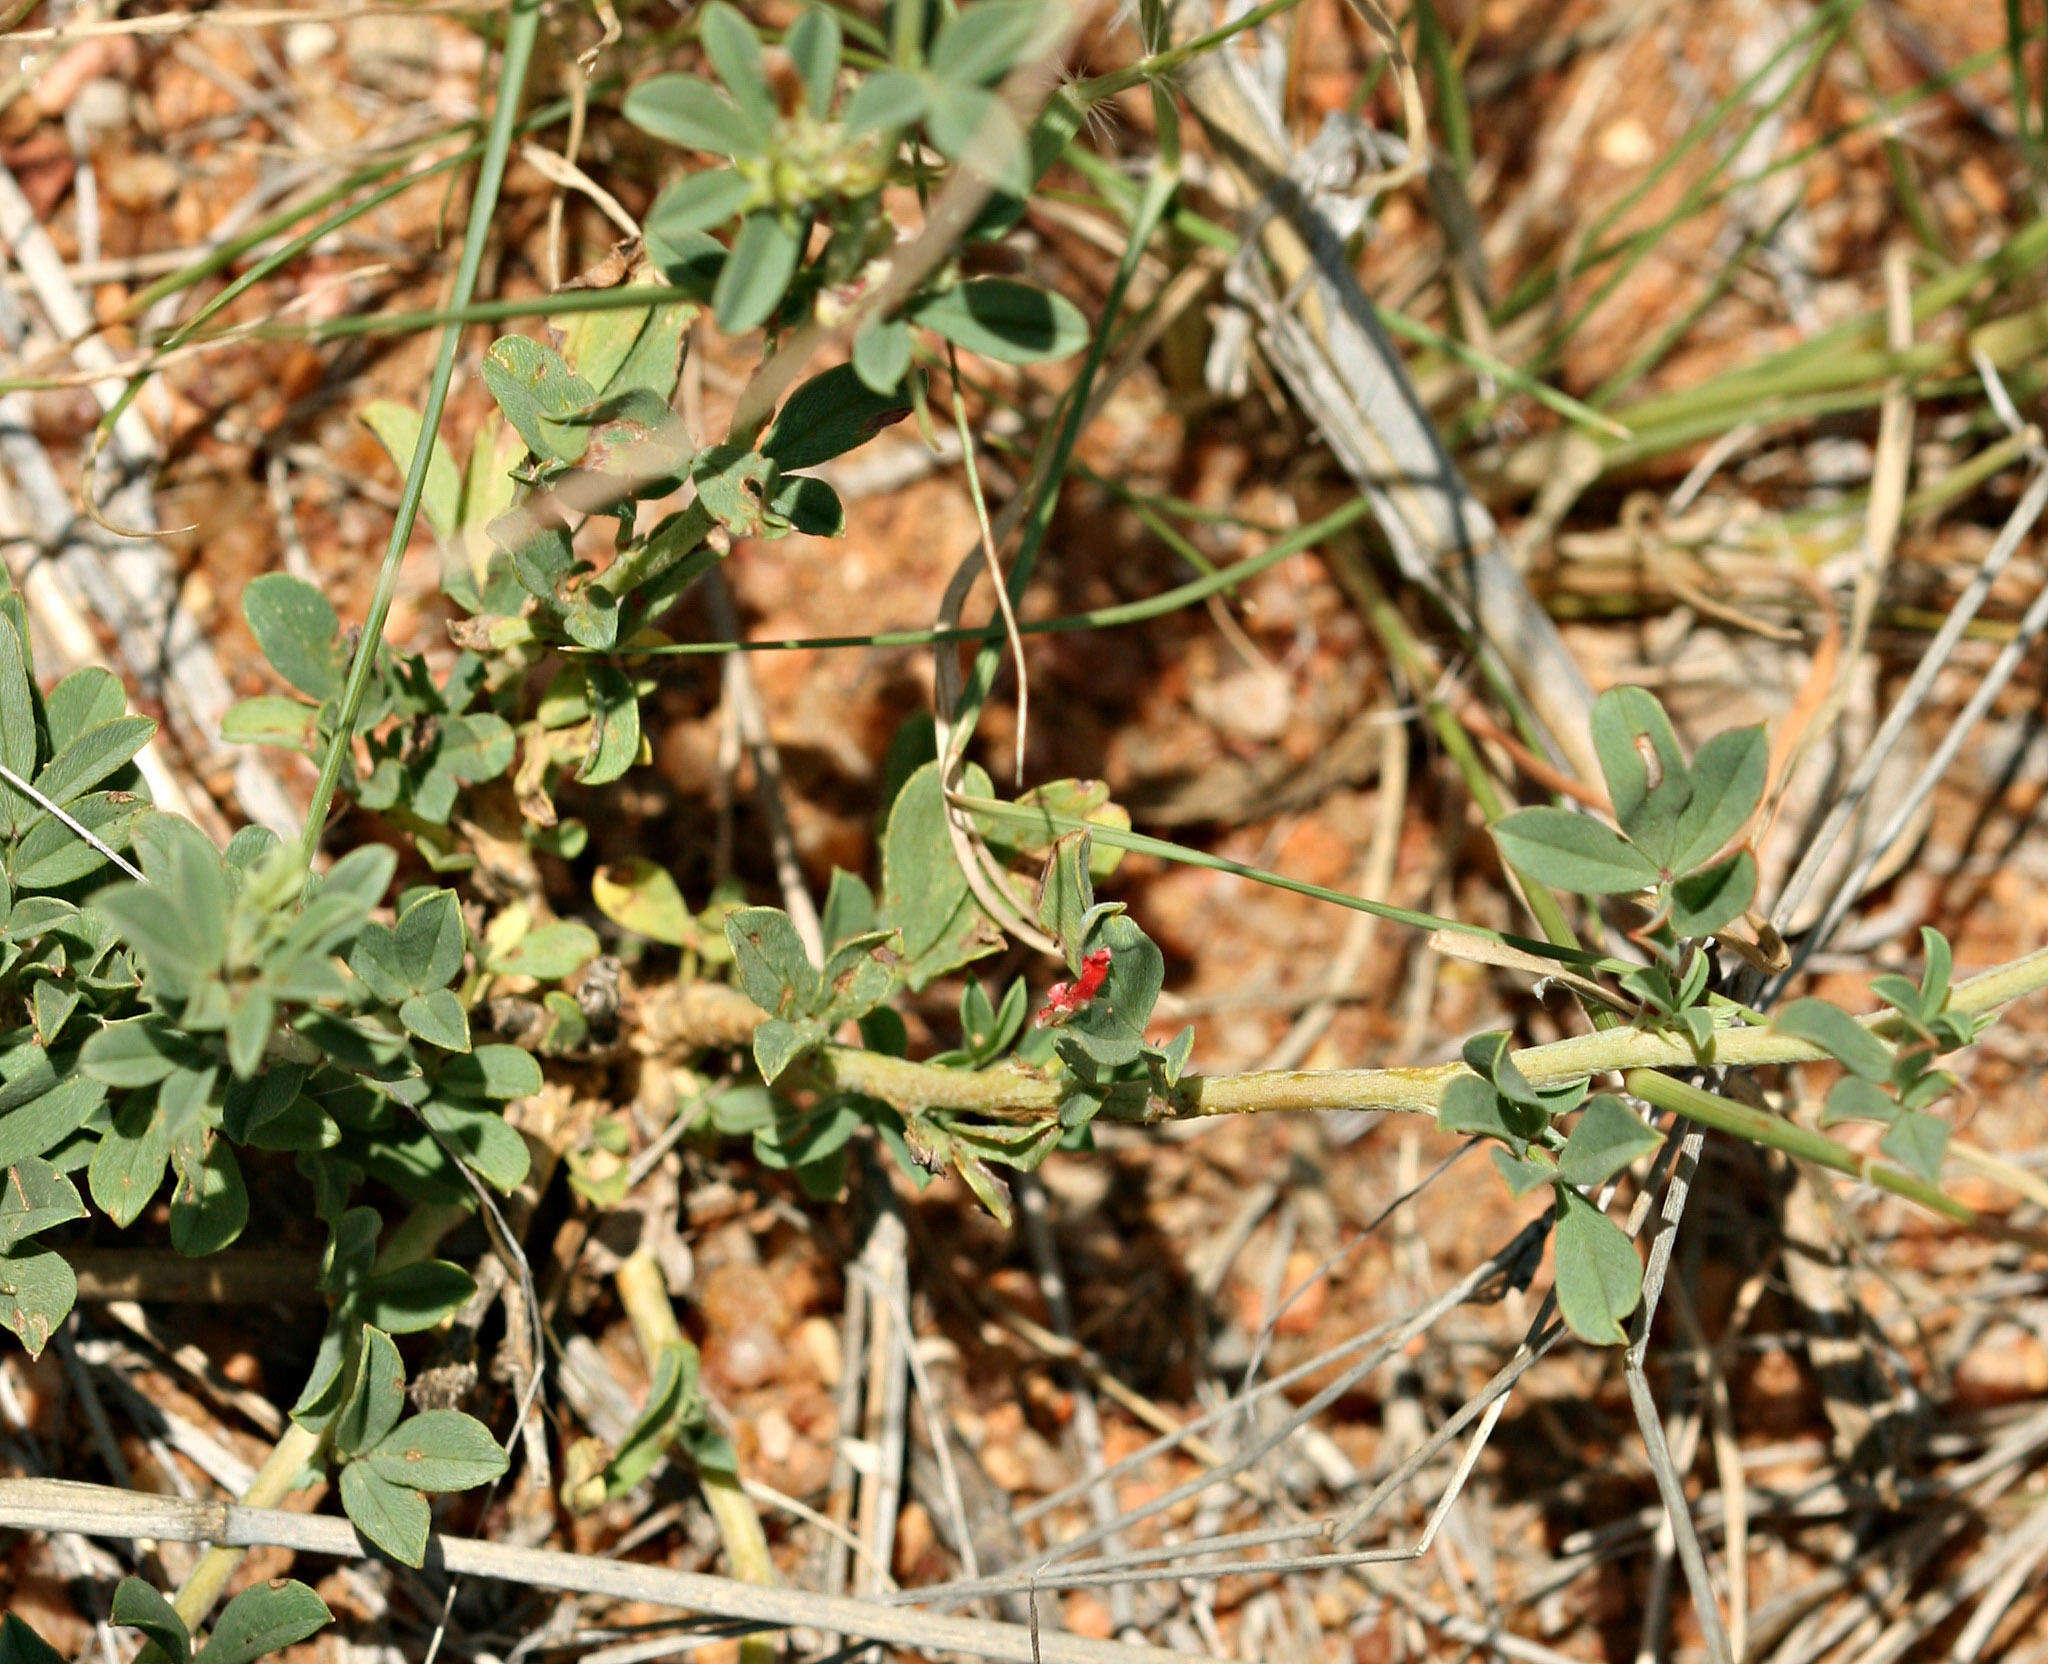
left=660, top=945, right=2048, bottom=1232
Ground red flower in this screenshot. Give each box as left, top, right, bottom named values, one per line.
left=1036, top=948, right=1113, bottom=1027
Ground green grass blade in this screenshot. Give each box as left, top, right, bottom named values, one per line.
left=297, top=0, right=546, bottom=869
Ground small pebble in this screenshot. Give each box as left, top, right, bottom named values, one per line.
left=284, top=22, right=338, bottom=69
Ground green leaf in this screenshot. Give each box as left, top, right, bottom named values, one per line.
left=129, top=814, right=230, bottom=974
left=31, top=981, right=78, bottom=1049
left=929, top=0, right=1041, bottom=82
left=0, top=1074, right=105, bottom=1168
left=1820, top=1075, right=1897, bottom=1127
left=1556, top=1094, right=1663, bottom=1188
left=1034, top=831, right=1094, bottom=964
left=0, top=1158, right=85, bottom=1251
left=0, top=1244, right=75, bottom=1357
left=922, top=81, right=1027, bottom=192
left=359, top=401, right=461, bottom=542
left=569, top=293, right=692, bottom=404
left=1869, top=973, right=1929, bottom=1027
left=764, top=472, right=840, bottom=537
left=852, top=315, right=914, bottom=393
left=401, top=989, right=471, bottom=1052
left=80, top=1012, right=187, bottom=1090
left=340, top=1459, right=432, bottom=1566
left=752, top=1014, right=823, bottom=1084
left=317, top=844, right=397, bottom=913
left=243, top=574, right=345, bottom=701
left=1551, top=1189, right=1642, bottom=1346
left=192, top=1581, right=330, bottom=1664
left=491, top=918, right=599, bottom=982
left=27, top=715, right=153, bottom=811
left=842, top=68, right=928, bottom=135
left=991, top=778, right=1131, bottom=877
left=481, top=334, right=598, bottom=467
left=726, top=906, right=820, bottom=1016
left=1440, top=1073, right=1540, bottom=1154
left=1879, top=1109, right=1949, bottom=1184
left=911, top=279, right=1086, bottom=363
left=332, top=1325, right=408, bottom=1460
left=821, top=868, right=877, bottom=950
left=349, top=924, right=411, bottom=1004
left=110, top=1579, right=189, bottom=1664
left=0, top=620, right=38, bottom=808
left=647, top=167, right=756, bottom=242
left=592, top=858, right=694, bottom=946
left=437, top=1043, right=543, bottom=1101
left=577, top=664, right=641, bottom=785
left=699, top=3, right=772, bottom=129
left=366, top=1409, right=509, bottom=1492
left=357, top=1260, right=476, bottom=1333
left=1772, top=997, right=1892, bottom=1081
left=1898, top=1065, right=1957, bottom=1112
left=785, top=7, right=841, bottom=116
left=817, top=929, right=902, bottom=1023
left=419, top=1098, right=531, bottom=1192
left=7, top=791, right=137, bottom=889
left=879, top=761, right=1002, bottom=989
left=45, top=667, right=127, bottom=756
left=0, top=1618, right=62, bottom=1664
left=395, top=889, right=468, bottom=991
left=169, top=1138, right=248, bottom=1256
left=626, top=73, right=772, bottom=156
left=90, top=1095, right=168, bottom=1227
left=1920, top=926, right=1952, bottom=1015
left=762, top=364, right=911, bottom=470
left=1152, top=1024, right=1195, bottom=1089
left=1056, top=912, right=1164, bottom=1068
left=481, top=335, right=598, bottom=465
left=1460, top=1030, right=1544, bottom=1112
left=689, top=444, right=778, bottom=539
left=1667, top=848, right=1756, bottom=938
left=10, top=790, right=144, bottom=889
left=713, top=212, right=800, bottom=336
left=1490, top=1146, right=1558, bottom=1198
left=601, top=1337, right=703, bottom=1497
left=1588, top=686, right=1690, bottom=866
left=433, top=711, right=515, bottom=788
left=1669, top=723, right=1767, bottom=873
left=1491, top=806, right=1658, bottom=896
left=93, top=889, right=203, bottom=1000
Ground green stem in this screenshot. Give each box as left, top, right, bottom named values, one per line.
left=602, top=494, right=1377, bottom=658
left=712, top=941, right=2048, bottom=1130
left=166, top=1200, right=469, bottom=1632
left=296, top=0, right=543, bottom=872
left=1066, top=0, right=1307, bottom=103
left=169, top=1423, right=324, bottom=1630
left=615, top=1250, right=775, bottom=1664
left=1625, top=1070, right=1974, bottom=1224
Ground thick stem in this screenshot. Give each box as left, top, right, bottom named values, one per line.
left=169, top=1423, right=322, bottom=1629
left=652, top=945, right=2048, bottom=1230
left=615, top=1249, right=776, bottom=1664
left=672, top=941, right=2048, bottom=1124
